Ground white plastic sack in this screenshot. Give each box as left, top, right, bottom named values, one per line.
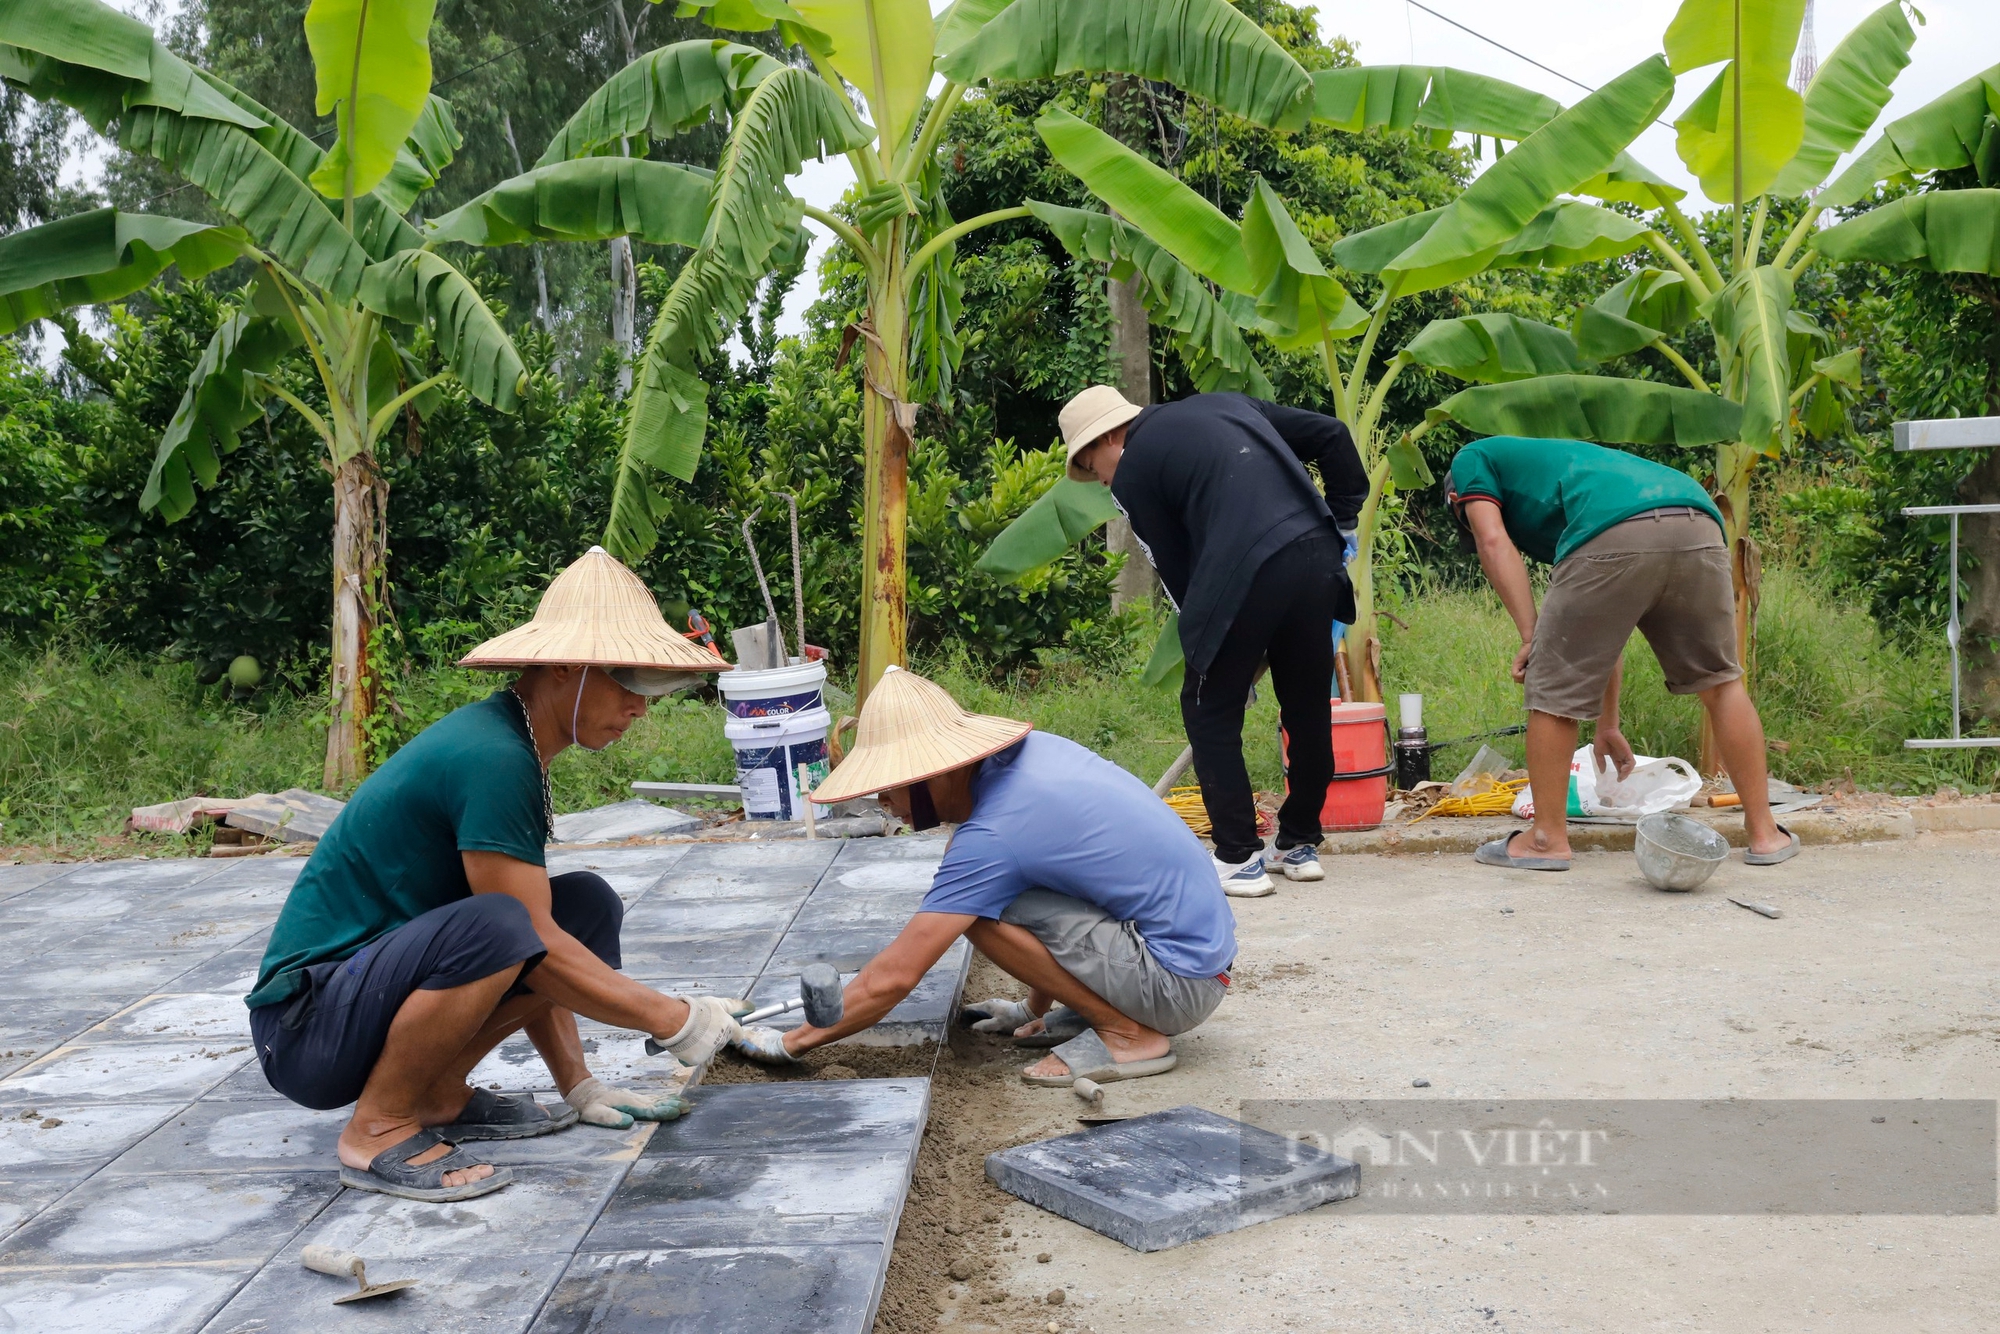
left=1510, top=745, right=1702, bottom=819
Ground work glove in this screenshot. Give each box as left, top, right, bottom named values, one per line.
left=957, top=997, right=1033, bottom=1035
left=731, top=1023, right=804, bottom=1066
left=654, top=994, right=743, bottom=1065
left=564, top=1075, right=689, bottom=1129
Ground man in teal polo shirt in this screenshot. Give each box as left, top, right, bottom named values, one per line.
left=1447, top=437, right=1797, bottom=871
left=247, top=549, right=744, bottom=1202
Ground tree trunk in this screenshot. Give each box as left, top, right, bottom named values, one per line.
left=609, top=235, right=636, bottom=396
left=326, top=451, right=387, bottom=789
left=607, top=1, right=640, bottom=396
left=502, top=111, right=552, bottom=334
left=1105, top=267, right=1158, bottom=612
left=1101, top=75, right=1159, bottom=614
left=857, top=247, right=912, bottom=705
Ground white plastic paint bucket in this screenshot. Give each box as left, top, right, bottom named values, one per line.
left=715, top=660, right=827, bottom=720
left=725, top=706, right=832, bottom=821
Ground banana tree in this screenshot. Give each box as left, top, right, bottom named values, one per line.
left=1349, top=4, right=1990, bottom=689
left=512, top=0, right=1327, bottom=702
left=979, top=59, right=1729, bottom=700
left=0, top=0, right=524, bottom=786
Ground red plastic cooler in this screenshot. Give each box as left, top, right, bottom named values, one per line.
left=1280, top=700, right=1391, bottom=832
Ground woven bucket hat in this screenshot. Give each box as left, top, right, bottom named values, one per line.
left=459, top=546, right=728, bottom=681
left=809, top=666, right=1032, bottom=804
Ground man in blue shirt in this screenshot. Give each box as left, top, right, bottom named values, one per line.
left=733, top=668, right=1236, bottom=1086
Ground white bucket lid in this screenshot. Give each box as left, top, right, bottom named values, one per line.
left=716, top=660, right=828, bottom=697
left=724, top=705, right=832, bottom=740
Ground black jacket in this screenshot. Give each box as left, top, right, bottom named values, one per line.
left=1111, top=393, right=1366, bottom=678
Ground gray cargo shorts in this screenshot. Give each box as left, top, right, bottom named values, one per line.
left=998, top=889, right=1228, bottom=1036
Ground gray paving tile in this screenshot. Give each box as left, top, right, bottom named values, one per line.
left=0, top=1101, right=185, bottom=1180
left=74, top=909, right=273, bottom=958
left=0, top=1170, right=338, bottom=1266
left=641, top=1080, right=929, bottom=1157
left=162, top=935, right=270, bottom=996
left=827, top=834, right=950, bottom=865
left=477, top=1119, right=659, bottom=1168
left=619, top=894, right=801, bottom=939
left=0, top=861, right=78, bottom=898
left=553, top=800, right=700, bottom=843
left=650, top=841, right=840, bottom=900
left=197, top=1062, right=287, bottom=1102
left=107, top=1099, right=348, bottom=1175
left=758, top=926, right=912, bottom=976
left=20, top=858, right=227, bottom=892
left=0, top=947, right=212, bottom=1000
left=72, top=993, right=252, bottom=1046
left=294, top=1162, right=628, bottom=1259
left=466, top=1026, right=702, bottom=1098
left=785, top=888, right=928, bottom=932
left=0, top=1263, right=256, bottom=1334
left=191, top=856, right=306, bottom=893
left=203, top=1251, right=569, bottom=1334
left=546, top=844, right=691, bottom=903
left=0, top=999, right=118, bottom=1065
left=0, top=1177, right=72, bottom=1239
left=616, top=928, right=785, bottom=977
left=749, top=931, right=968, bottom=1047
left=0, top=1040, right=254, bottom=1107
left=584, top=1149, right=911, bottom=1248
left=3, top=914, right=103, bottom=959
left=529, top=1244, right=885, bottom=1334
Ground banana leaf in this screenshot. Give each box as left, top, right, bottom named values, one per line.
left=1814, top=189, right=2000, bottom=275
left=1427, top=375, right=1743, bottom=447
left=1403, top=313, right=1583, bottom=384
left=974, top=477, right=1121, bottom=580
left=0, top=209, right=247, bottom=336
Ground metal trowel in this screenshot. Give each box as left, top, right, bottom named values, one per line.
left=302, top=1245, right=417, bottom=1304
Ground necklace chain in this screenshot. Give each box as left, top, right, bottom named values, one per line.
left=508, top=686, right=554, bottom=841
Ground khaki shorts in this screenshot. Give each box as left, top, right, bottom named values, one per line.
left=1526, top=510, right=1740, bottom=721
left=999, top=889, right=1228, bottom=1037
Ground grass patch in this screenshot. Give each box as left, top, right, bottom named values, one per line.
left=0, top=567, right=1984, bottom=856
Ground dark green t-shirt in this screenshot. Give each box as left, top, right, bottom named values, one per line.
left=1446, top=436, right=1723, bottom=564
left=247, top=691, right=547, bottom=1010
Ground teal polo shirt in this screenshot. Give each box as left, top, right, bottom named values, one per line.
left=1447, top=436, right=1723, bottom=565
left=247, top=691, right=548, bottom=1009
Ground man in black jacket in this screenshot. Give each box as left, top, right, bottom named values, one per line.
left=1060, top=385, right=1368, bottom=896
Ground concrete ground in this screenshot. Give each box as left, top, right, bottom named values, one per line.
left=902, top=831, right=2000, bottom=1334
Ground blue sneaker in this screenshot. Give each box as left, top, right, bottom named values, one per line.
left=1273, top=845, right=1324, bottom=882
left=1213, top=853, right=1275, bottom=897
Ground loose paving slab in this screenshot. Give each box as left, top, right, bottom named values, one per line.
left=986, top=1103, right=1360, bottom=1252
left=553, top=800, right=702, bottom=844
left=0, top=837, right=947, bottom=1332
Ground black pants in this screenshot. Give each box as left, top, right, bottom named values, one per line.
left=249, top=872, right=622, bottom=1111
left=1182, top=532, right=1344, bottom=865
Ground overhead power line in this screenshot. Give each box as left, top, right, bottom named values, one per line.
left=1402, top=0, right=1600, bottom=97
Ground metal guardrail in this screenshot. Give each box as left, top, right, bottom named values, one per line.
left=1896, top=417, right=2000, bottom=749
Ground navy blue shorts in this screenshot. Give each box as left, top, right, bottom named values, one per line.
left=249, top=872, right=623, bottom=1110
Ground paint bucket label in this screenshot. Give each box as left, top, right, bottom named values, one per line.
left=725, top=688, right=823, bottom=719
left=732, top=734, right=831, bottom=821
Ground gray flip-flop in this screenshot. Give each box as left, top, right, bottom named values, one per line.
left=1473, top=831, right=1571, bottom=872
left=1020, top=1029, right=1177, bottom=1087
left=338, top=1128, right=513, bottom=1203
left=1742, top=824, right=1801, bottom=866
left=438, top=1087, right=579, bottom=1141
left=1013, top=1006, right=1089, bottom=1049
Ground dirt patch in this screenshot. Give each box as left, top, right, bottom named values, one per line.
left=870, top=956, right=1098, bottom=1334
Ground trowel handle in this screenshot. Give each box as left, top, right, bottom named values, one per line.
left=302, top=1245, right=365, bottom=1280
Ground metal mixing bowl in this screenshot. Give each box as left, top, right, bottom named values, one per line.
left=1634, top=811, right=1728, bottom=891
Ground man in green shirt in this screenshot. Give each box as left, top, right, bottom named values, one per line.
left=248, top=549, right=742, bottom=1201
left=1446, top=437, right=1797, bottom=871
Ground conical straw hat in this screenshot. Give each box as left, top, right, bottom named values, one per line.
left=810, top=666, right=1032, bottom=805
left=459, top=547, right=728, bottom=672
